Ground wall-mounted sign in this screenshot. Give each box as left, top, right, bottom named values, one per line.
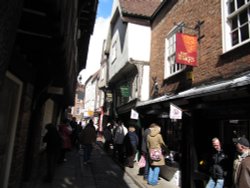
left=106, top=91, right=113, bottom=102
left=130, top=109, right=139, bottom=120
left=176, top=33, right=197, bottom=66
left=120, top=85, right=130, bottom=97
left=170, top=103, right=182, bottom=120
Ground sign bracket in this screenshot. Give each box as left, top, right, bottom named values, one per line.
left=174, top=20, right=205, bottom=43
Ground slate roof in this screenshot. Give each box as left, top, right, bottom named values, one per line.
left=119, top=0, right=162, bottom=17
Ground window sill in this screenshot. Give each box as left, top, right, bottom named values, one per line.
left=164, top=66, right=187, bottom=80
left=220, top=41, right=250, bottom=60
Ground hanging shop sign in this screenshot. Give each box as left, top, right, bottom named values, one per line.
left=176, top=33, right=198, bottom=66
left=170, top=103, right=182, bottom=120
left=106, top=91, right=113, bottom=102
left=130, top=109, right=139, bottom=120
left=120, top=85, right=130, bottom=97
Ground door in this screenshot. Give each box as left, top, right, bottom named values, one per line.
left=0, top=72, right=22, bottom=188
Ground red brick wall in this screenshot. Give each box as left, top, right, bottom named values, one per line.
left=150, top=0, right=250, bottom=95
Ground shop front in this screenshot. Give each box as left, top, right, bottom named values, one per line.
left=136, top=73, right=250, bottom=188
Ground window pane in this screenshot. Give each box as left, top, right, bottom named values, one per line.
left=232, top=30, right=239, bottom=45
left=232, top=17, right=238, bottom=30
left=165, top=28, right=185, bottom=77
left=170, top=37, right=173, bottom=45
left=237, top=0, right=245, bottom=9
left=239, top=9, right=248, bottom=25
left=229, top=0, right=235, bottom=14
left=240, top=24, right=249, bottom=41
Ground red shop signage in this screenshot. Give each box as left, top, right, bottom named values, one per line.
left=176, top=33, right=198, bottom=66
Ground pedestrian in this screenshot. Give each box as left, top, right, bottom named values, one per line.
left=58, top=118, right=72, bottom=163
left=232, top=136, right=250, bottom=188
left=75, top=121, right=83, bottom=149
left=43, top=123, right=62, bottom=182
left=69, top=117, right=78, bottom=148
left=140, top=125, right=152, bottom=180
left=124, top=125, right=139, bottom=168
left=205, top=137, right=228, bottom=188
left=78, top=119, right=97, bottom=164
left=113, top=119, right=128, bottom=164
left=147, top=123, right=168, bottom=186
left=103, top=123, right=113, bottom=152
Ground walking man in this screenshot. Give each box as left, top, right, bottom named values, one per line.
left=79, top=119, right=97, bottom=164
left=113, top=119, right=128, bottom=164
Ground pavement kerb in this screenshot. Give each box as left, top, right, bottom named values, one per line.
left=124, top=167, right=148, bottom=188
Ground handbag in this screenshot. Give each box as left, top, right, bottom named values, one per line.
left=138, top=155, right=146, bottom=168
left=149, top=148, right=162, bottom=161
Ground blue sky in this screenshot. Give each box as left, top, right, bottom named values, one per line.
left=78, top=0, right=113, bottom=84
left=97, top=0, right=113, bottom=18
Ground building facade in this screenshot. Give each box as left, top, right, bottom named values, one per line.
left=70, top=83, right=85, bottom=122
left=136, top=0, right=250, bottom=187
left=0, top=0, right=98, bottom=187
left=102, top=0, right=162, bottom=125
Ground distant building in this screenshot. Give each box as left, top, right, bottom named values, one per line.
left=99, top=0, right=161, bottom=124
left=70, top=83, right=85, bottom=122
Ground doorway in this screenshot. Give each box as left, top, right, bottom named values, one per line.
left=0, top=72, right=23, bottom=188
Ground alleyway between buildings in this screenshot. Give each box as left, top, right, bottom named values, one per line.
left=22, top=141, right=179, bottom=188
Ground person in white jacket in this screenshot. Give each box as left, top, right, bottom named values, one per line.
left=113, top=120, right=128, bottom=164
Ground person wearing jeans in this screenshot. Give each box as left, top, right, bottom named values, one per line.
left=148, top=166, right=160, bottom=185
left=78, top=119, right=96, bottom=164
left=205, top=137, right=228, bottom=188
left=206, top=178, right=224, bottom=188
left=147, top=123, right=167, bottom=186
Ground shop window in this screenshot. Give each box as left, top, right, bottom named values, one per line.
left=162, top=120, right=182, bottom=163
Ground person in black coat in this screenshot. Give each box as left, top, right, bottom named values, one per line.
left=141, top=127, right=151, bottom=180
left=124, top=125, right=139, bottom=168
left=205, top=137, right=228, bottom=188
left=43, top=123, right=62, bottom=182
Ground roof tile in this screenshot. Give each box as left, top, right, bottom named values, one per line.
left=119, top=0, right=162, bottom=17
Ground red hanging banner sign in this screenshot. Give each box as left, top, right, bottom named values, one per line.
left=176, top=33, right=198, bottom=66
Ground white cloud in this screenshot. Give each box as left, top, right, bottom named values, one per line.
left=78, top=16, right=110, bottom=84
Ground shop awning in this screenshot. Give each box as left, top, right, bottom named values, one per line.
left=136, top=71, right=250, bottom=108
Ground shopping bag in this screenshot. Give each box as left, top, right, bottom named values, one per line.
left=138, top=155, right=146, bottom=168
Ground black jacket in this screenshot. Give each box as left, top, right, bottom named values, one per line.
left=208, top=149, right=228, bottom=179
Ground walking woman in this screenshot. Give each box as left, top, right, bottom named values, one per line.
left=147, top=123, right=167, bottom=186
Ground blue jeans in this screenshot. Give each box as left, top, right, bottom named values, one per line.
left=148, top=166, right=160, bottom=185
left=83, top=144, right=93, bottom=162
left=205, top=177, right=224, bottom=188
